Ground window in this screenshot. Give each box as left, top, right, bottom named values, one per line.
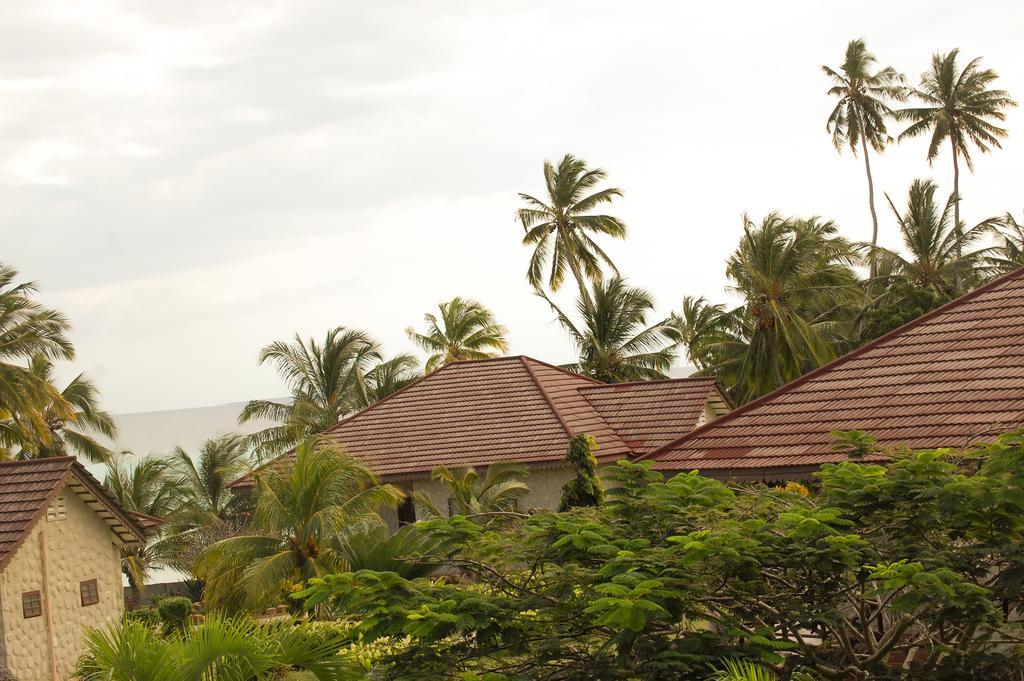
left=22, top=591, right=42, bottom=618
left=80, top=579, right=99, bottom=606
left=46, top=495, right=67, bottom=521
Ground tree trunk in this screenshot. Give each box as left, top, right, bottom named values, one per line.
left=767, top=327, right=784, bottom=389
left=951, top=133, right=962, bottom=290
left=860, top=134, right=880, bottom=279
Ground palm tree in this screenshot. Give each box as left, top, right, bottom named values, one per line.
left=725, top=214, right=859, bottom=397
left=13, top=354, right=116, bottom=462
left=541, top=276, right=676, bottom=383
left=104, top=453, right=183, bottom=603
left=170, top=434, right=254, bottom=527
left=406, top=297, right=509, bottom=372
left=330, top=520, right=450, bottom=578
left=0, top=264, right=74, bottom=455
left=870, top=179, right=999, bottom=296
left=78, top=616, right=358, bottom=681
left=899, top=50, right=1016, bottom=246
left=823, top=39, right=905, bottom=276
left=423, top=463, right=530, bottom=526
left=240, top=327, right=383, bottom=457
left=989, top=211, right=1024, bottom=274
left=360, top=353, right=420, bottom=405
left=517, top=154, right=627, bottom=295
left=194, top=439, right=403, bottom=611
left=669, top=296, right=733, bottom=375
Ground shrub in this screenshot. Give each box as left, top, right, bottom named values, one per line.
left=156, top=596, right=193, bottom=633
left=125, top=607, right=161, bottom=630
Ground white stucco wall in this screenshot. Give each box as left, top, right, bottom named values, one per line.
left=0, top=484, right=126, bottom=681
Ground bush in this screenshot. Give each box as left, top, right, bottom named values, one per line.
left=156, top=596, right=193, bottom=633
left=125, top=607, right=161, bottom=630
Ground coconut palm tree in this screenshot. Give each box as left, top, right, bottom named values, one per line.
left=899, top=50, right=1016, bottom=246
left=424, top=463, right=530, bottom=524
left=540, top=277, right=676, bottom=383
left=104, top=453, right=183, bottom=603
left=725, top=214, right=860, bottom=398
left=170, top=434, right=254, bottom=527
left=406, top=297, right=509, bottom=373
left=989, top=211, right=1024, bottom=274
left=194, top=439, right=403, bottom=611
left=517, top=154, right=627, bottom=295
left=240, top=327, right=383, bottom=457
left=78, top=616, right=358, bottom=681
left=823, top=39, right=905, bottom=276
left=0, top=264, right=74, bottom=455
left=13, top=354, right=116, bottom=462
left=869, top=179, right=999, bottom=297
left=669, top=296, right=733, bottom=375
left=360, top=353, right=420, bottom=405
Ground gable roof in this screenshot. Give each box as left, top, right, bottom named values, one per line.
left=580, top=377, right=731, bottom=455
left=647, top=267, right=1024, bottom=477
left=231, top=356, right=724, bottom=486
left=0, top=457, right=146, bottom=570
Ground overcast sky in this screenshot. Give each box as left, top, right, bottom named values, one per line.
left=3, top=0, right=1023, bottom=414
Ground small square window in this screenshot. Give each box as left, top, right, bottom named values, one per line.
left=80, top=579, right=99, bottom=607
left=22, top=591, right=42, bottom=618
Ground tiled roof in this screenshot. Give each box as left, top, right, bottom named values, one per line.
left=0, top=457, right=145, bottom=570
left=647, top=268, right=1024, bottom=476
left=581, top=378, right=730, bottom=455
left=232, top=356, right=723, bottom=485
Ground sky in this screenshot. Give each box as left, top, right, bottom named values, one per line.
left=3, top=0, right=1024, bottom=414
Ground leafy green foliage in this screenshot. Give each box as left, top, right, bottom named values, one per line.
left=299, top=433, right=1024, bottom=679
left=76, top=616, right=359, bottom=681
left=559, top=433, right=604, bottom=511
left=156, top=596, right=193, bottom=633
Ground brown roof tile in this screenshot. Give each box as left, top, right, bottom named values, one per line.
left=647, top=268, right=1024, bottom=475
left=0, top=457, right=145, bottom=570
left=232, top=356, right=722, bottom=485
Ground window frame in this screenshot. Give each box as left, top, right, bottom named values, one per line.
left=80, top=578, right=99, bottom=607
left=22, top=590, right=42, bottom=618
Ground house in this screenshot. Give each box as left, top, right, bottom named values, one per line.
left=0, top=457, right=146, bottom=681
left=231, top=356, right=730, bottom=520
left=646, top=267, right=1024, bottom=480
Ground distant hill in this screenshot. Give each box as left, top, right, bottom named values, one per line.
left=103, top=400, right=285, bottom=456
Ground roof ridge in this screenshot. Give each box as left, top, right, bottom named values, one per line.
left=0, top=456, right=76, bottom=469
left=578, top=376, right=717, bottom=392
left=519, top=356, right=605, bottom=385
left=640, top=266, right=1024, bottom=463
left=518, top=355, right=574, bottom=437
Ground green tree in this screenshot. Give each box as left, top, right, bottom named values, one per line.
left=170, top=434, right=254, bottom=527
left=823, top=39, right=906, bottom=276
left=518, top=153, right=627, bottom=295
left=239, top=327, right=383, bottom=457
left=870, top=178, right=999, bottom=296
left=541, top=276, right=676, bottom=383
left=559, top=433, right=604, bottom=511
left=424, top=462, right=530, bottom=526
left=12, top=354, right=116, bottom=462
left=0, top=264, right=74, bottom=455
left=194, top=439, right=403, bottom=611
left=899, top=50, right=1016, bottom=248
left=725, top=214, right=859, bottom=399
left=406, top=297, right=509, bottom=373
left=77, top=616, right=358, bottom=681
left=360, top=353, right=420, bottom=405
left=103, top=453, right=183, bottom=603
left=989, top=211, right=1024, bottom=274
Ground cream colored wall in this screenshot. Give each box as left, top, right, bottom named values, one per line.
left=0, top=485, right=126, bottom=681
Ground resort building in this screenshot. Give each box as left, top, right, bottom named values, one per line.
left=646, top=267, right=1024, bottom=479
left=0, top=457, right=145, bottom=681
left=231, top=355, right=730, bottom=520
